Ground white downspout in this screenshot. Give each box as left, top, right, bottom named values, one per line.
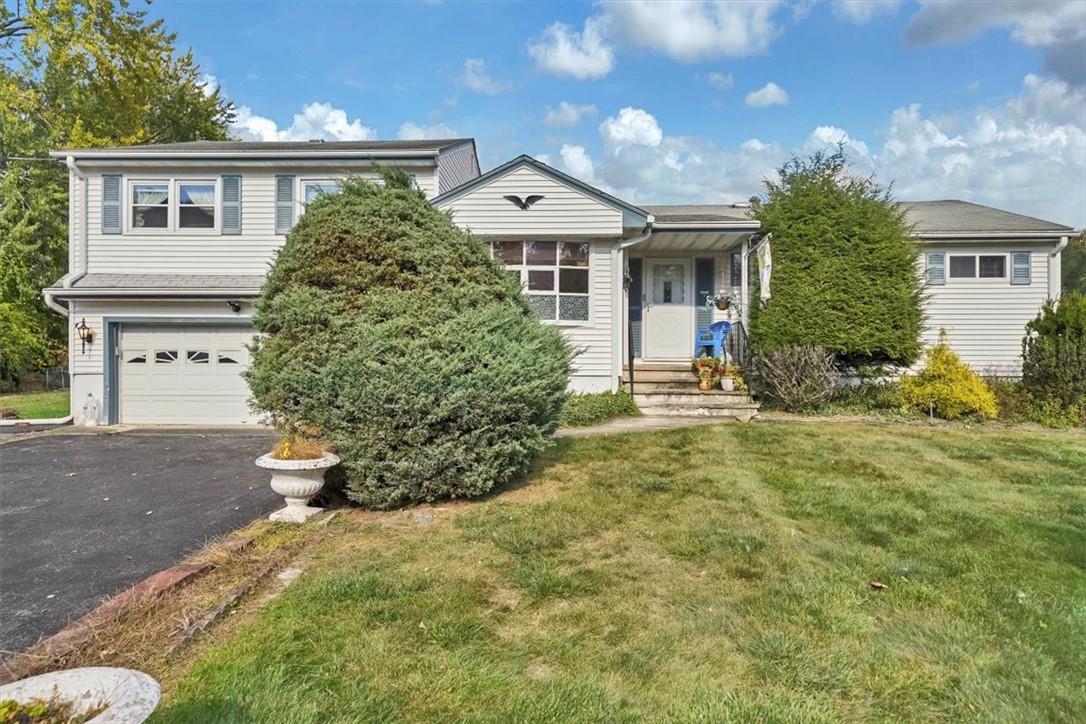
left=619, top=220, right=654, bottom=394
left=740, top=235, right=750, bottom=327
left=1049, top=235, right=1069, bottom=300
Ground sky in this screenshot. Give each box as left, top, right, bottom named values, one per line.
left=150, top=0, right=1086, bottom=227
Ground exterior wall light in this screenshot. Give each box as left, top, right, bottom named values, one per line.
left=75, top=318, right=94, bottom=353
left=226, top=300, right=242, bottom=313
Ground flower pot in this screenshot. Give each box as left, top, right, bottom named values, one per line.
left=698, top=378, right=713, bottom=391
left=256, top=451, right=340, bottom=523
left=720, top=376, right=736, bottom=392
left=0, top=667, right=160, bottom=723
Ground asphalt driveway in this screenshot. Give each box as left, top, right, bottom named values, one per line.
left=0, top=430, right=281, bottom=654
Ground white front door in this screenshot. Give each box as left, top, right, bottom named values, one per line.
left=643, top=258, right=693, bottom=360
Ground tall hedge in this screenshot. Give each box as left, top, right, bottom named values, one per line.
left=750, top=149, right=924, bottom=368
left=1021, top=291, right=1086, bottom=408
left=246, top=171, right=571, bottom=509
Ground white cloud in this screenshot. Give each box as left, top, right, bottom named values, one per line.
left=557, top=144, right=597, bottom=181
left=832, top=0, right=901, bottom=24
left=528, top=18, right=615, bottom=79
left=198, top=73, right=219, bottom=97
left=549, top=75, right=1085, bottom=227
left=744, top=82, right=789, bottom=107
left=231, top=102, right=376, bottom=141
left=461, top=58, right=510, bottom=95
left=544, top=101, right=598, bottom=127
left=603, top=0, right=783, bottom=62
left=397, top=121, right=458, bottom=140
left=706, top=72, right=734, bottom=89
left=599, top=107, right=663, bottom=151
left=905, top=0, right=1086, bottom=86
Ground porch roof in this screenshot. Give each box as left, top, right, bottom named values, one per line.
left=624, top=204, right=760, bottom=251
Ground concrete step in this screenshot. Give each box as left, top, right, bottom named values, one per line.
left=622, top=369, right=695, bottom=383
left=634, top=393, right=755, bottom=408
left=637, top=406, right=759, bottom=421
left=628, top=382, right=747, bottom=394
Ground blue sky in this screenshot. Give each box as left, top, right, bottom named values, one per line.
left=151, top=1, right=1085, bottom=226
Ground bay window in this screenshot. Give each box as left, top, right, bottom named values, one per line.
left=492, top=240, right=590, bottom=322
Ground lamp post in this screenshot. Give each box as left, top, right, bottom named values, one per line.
left=75, top=318, right=93, bottom=353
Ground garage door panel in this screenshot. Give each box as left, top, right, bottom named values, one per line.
left=118, top=324, right=257, bottom=425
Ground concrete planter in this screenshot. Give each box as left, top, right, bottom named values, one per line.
left=720, top=376, right=736, bottom=392
left=256, top=451, right=340, bottom=523
left=0, top=667, right=159, bottom=723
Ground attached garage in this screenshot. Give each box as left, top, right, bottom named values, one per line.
left=115, top=323, right=257, bottom=424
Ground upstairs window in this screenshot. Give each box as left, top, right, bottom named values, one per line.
left=178, top=183, right=216, bottom=228
left=949, top=254, right=1006, bottom=279
left=492, top=240, right=590, bottom=322
left=303, top=180, right=341, bottom=203
left=132, top=183, right=169, bottom=229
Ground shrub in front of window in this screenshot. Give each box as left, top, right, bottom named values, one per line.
left=901, top=331, right=997, bottom=420
left=750, top=149, right=924, bottom=368
left=1021, top=291, right=1086, bottom=413
left=754, top=344, right=837, bottom=412
left=247, top=171, right=571, bottom=509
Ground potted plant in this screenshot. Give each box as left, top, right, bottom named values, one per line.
left=718, top=362, right=748, bottom=392
left=256, top=428, right=339, bottom=523
left=0, top=667, right=160, bottom=723
left=692, top=356, right=721, bottom=392
left=704, top=291, right=739, bottom=313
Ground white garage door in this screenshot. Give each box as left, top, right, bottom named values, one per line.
left=118, top=324, right=257, bottom=424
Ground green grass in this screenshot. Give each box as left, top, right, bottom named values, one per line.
left=560, top=390, right=641, bottom=427
left=0, top=390, right=68, bottom=419
left=154, top=422, right=1086, bottom=723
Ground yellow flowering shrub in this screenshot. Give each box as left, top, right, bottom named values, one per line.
left=902, top=332, right=998, bottom=420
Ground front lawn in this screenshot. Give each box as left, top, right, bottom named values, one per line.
left=154, top=422, right=1085, bottom=722
left=0, top=390, right=69, bottom=419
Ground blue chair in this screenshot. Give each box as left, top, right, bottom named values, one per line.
left=695, top=321, right=732, bottom=359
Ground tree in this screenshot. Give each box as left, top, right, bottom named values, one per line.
left=0, top=0, right=233, bottom=379
left=750, top=148, right=924, bottom=368
left=246, top=172, right=571, bottom=510
left=1062, top=232, right=1086, bottom=294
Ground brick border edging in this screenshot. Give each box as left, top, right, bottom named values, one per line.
left=0, top=538, right=252, bottom=685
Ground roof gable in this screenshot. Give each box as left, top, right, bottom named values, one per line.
left=433, top=155, right=650, bottom=227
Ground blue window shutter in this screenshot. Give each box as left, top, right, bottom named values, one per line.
left=221, top=175, right=242, bottom=234
left=730, top=252, right=742, bottom=287
left=101, top=174, right=122, bottom=234
left=274, top=175, right=295, bottom=234
left=1010, top=251, right=1031, bottom=285
left=629, top=258, right=643, bottom=359
left=925, top=251, right=945, bottom=285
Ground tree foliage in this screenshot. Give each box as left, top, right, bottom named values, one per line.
left=1061, top=233, right=1086, bottom=294
left=1021, top=291, right=1086, bottom=409
left=750, top=148, right=924, bottom=368
left=247, top=172, right=572, bottom=510
left=0, top=0, right=233, bottom=376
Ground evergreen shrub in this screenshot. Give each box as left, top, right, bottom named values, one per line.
left=902, top=332, right=997, bottom=420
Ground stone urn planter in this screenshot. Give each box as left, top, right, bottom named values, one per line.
left=0, top=667, right=159, bottom=723
left=720, top=376, right=736, bottom=392
left=256, top=451, right=340, bottom=523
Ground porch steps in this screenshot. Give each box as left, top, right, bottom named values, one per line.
left=623, top=364, right=759, bottom=421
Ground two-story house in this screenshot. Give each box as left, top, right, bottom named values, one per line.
left=44, top=140, right=1075, bottom=425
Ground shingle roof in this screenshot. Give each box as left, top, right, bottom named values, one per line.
left=642, top=204, right=756, bottom=223
left=900, top=200, right=1074, bottom=234
left=53, top=139, right=473, bottom=156
left=51, top=274, right=265, bottom=291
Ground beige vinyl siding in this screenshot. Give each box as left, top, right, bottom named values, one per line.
left=436, top=142, right=480, bottom=194
left=439, top=165, right=624, bottom=236
left=562, top=241, right=617, bottom=392
left=81, top=167, right=436, bottom=275
left=921, top=242, right=1052, bottom=375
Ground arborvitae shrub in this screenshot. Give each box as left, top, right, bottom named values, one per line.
left=901, top=332, right=997, bottom=420
left=1021, top=292, right=1086, bottom=409
left=247, top=172, right=571, bottom=509
left=750, top=149, right=924, bottom=368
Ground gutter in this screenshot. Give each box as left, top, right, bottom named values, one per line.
left=650, top=221, right=761, bottom=232
left=916, top=231, right=1073, bottom=240
left=49, top=150, right=441, bottom=161
left=41, top=156, right=89, bottom=317
left=44, top=289, right=264, bottom=300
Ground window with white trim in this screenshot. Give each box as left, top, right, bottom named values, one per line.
left=302, top=180, right=341, bottom=203
left=492, top=241, right=590, bottom=322
left=128, top=178, right=218, bottom=232
left=949, top=254, right=1007, bottom=279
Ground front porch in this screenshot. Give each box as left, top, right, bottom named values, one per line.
left=621, top=362, right=759, bottom=420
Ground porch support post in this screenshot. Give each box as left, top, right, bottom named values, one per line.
left=740, top=235, right=750, bottom=327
